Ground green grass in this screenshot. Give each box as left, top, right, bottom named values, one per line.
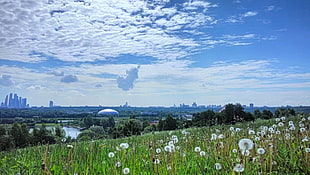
left=1, top=115, right=309, bottom=174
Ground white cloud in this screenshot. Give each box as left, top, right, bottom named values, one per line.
left=0, top=74, right=14, bottom=86
left=0, top=0, right=217, bottom=63
left=243, top=11, right=258, bottom=17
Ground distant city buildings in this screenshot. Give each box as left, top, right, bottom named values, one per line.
left=0, top=93, right=29, bottom=108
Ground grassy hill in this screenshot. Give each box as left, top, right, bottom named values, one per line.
left=1, top=115, right=309, bottom=174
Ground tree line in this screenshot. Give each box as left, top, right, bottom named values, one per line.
left=0, top=104, right=297, bottom=151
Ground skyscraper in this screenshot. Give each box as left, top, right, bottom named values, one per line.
left=4, top=95, right=8, bottom=107
left=9, top=93, right=13, bottom=108
left=49, top=100, right=54, bottom=107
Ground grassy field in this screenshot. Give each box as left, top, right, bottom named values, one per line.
left=0, top=115, right=309, bottom=174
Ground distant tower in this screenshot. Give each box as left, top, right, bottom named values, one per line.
left=250, top=103, right=254, bottom=108
left=22, top=98, right=27, bottom=108
left=4, top=95, right=8, bottom=107
left=49, top=100, right=54, bottom=107
left=9, top=93, right=13, bottom=108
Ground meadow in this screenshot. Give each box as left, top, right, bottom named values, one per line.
left=0, top=115, right=309, bottom=175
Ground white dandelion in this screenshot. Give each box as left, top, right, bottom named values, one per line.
left=156, top=148, right=161, bottom=154
left=200, top=151, right=206, bottom=156
left=257, top=148, right=266, bottom=155
left=123, top=167, right=130, bottom=174
left=306, top=148, right=310, bottom=153
left=194, top=147, right=201, bottom=152
left=214, top=163, right=222, bottom=170
left=108, top=152, right=115, bottom=158
left=120, top=143, right=129, bottom=149
left=233, top=164, right=245, bottom=172
left=238, top=138, right=254, bottom=150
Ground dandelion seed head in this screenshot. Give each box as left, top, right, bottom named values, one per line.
left=67, top=145, right=73, bottom=148
left=153, top=159, right=160, bottom=164
left=233, top=164, right=244, bottom=172
left=194, top=147, right=201, bottom=152
left=108, top=152, right=115, bottom=158
left=120, top=143, right=129, bottom=149
left=248, top=130, right=255, bottom=135
left=230, top=127, right=234, bottom=131
left=200, top=151, right=206, bottom=156
left=278, top=122, right=284, bottom=127
left=306, top=148, right=310, bottom=153
left=232, top=149, right=238, bottom=153
left=123, top=167, right=130, bottom=174
left=238, top=138, right=254, bottom=150
left=116, top=161, right=121, bottom=167
left=214, top=163, right=222, bottom=170
left=241, top=149, right=250, bottom=156
left=236, top=128, right=241, bottom=132
left=257, top=148, right=265, bottom=155
left=156, top=148, right=161, bottom=154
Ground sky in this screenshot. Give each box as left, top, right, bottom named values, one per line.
left=0, top=0, right=310, bottom=107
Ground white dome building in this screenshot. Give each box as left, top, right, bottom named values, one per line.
left=97, top=109, right=119, bottom=116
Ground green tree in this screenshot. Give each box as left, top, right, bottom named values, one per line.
left=261, top=110, right=273, bottom=119
left=163, top=115, right=177, bottom=131
left=122, top=119, right=142, bottom=136
left=254, top=109, right=262, bottom=119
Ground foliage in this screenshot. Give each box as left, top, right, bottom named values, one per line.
left=0, top=115, right=309, bottom=174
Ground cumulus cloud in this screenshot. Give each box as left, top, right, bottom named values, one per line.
left=0, top=75, right=14, bottom=86
left=117, top=66, right=140, bottom=91
left=60, top=74, right=78, bottom=83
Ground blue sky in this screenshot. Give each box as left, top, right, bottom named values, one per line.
left=0, top=0, right=309, bottom=107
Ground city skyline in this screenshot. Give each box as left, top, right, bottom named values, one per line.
left=0, top=0, right=310, bottom=107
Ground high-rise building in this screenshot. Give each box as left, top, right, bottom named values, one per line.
left=9, top=93, right=13, bottom=108
left=49, top=100, right=54, bottom=107
left=4, top=95, right=8, bottom=107
left=22, top=98, right=27, bottom=108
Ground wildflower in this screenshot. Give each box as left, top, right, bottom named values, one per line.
left=232, top=149, right=238, bottom=153
left=164, top=145, right=173, bottom=152
left=200, top=151, right=206, bottom=156
left=255, top=137, right=260, bottom=141
left=276, top=130, right=281, bottom=135
left=306, top=148, right=310, bottom=153
left=248, top=130, right=255, bottom=135
left=153, top=159, right=160, bottom=164
left=120, top=143, right=129, bottom=149
left=230, top=127, right=234, bottom=131
left=123, top=167, right=130, bottom=174
left=67, top=145, right=74, bottom=148
left=214, top=163, right=222, bottom=170
left=302, top=137, right=308, bottom=142
left=238, top=138, right=254, bottom=150
left=108, top=152, right=115, bottom=158
left=280, top=116, right=285, bottom=121
left=241, top=149, right=250, bottom=156
left=275, top=118, right=280, bottom=122
left=300, top=128, right=306, bottom=132
left=211, top=133, right=217, bottom=140
left=235, top=128, right=241, bottom=132
left=257, top=148, right=265, bottom=155
left=115, top=161, right=121, bottom=167
left=278, top=122, right=284, bottom=127
left=156, top=148, right=161, bottom=154
left=194, top=147, right=201, bottom=152
left=233, top=164, right=244, bottom=172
